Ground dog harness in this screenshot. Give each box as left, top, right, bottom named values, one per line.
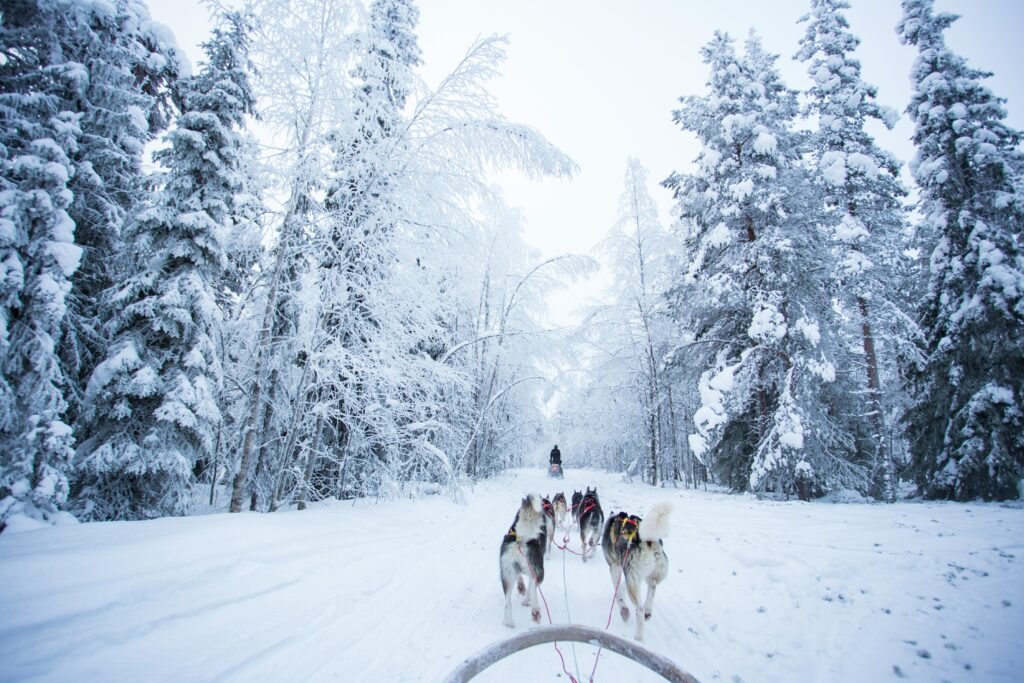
left=581, top=497, right=598, bottom=515
left=541, top=499, right=554, bottom=516
left=620, top=516, right=639, bottom=542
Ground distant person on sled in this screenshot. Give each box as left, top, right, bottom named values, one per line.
left=548, top=444, right=564, bottom=478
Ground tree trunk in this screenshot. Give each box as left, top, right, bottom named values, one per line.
left=648, top=405, right=658, bottom=486
left=248, top=381, right=279, bottom=511
left=209, top=425, right=222, bottom=506
left=858, top=297, right=895, bottom=502
left=297, top=414, right=324, bottom=511
left=229, top=221, right=296, bottom=512
left=666, top=384, right=684, bottom=486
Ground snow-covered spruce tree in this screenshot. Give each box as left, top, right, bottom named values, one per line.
left=897, top=0, right=1024, bottom=500
left=585, top=159, right=675, bottom=485
left=796, top=0, right=912, bottom=501
left=665, top=33, right=861, bottom=497
left=53, top=0, right=184, bottom=423
left=76, top=12, right=258, bottom=520
left=0, top=3, right=85, bottom=530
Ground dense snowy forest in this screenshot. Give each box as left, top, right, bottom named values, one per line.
left=0, top=0, right=1021, bottom=531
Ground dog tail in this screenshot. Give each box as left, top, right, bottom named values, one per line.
left=640, top=501, right=673, bottom=540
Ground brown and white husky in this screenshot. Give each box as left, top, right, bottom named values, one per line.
left=606, top=502, right=672, bottom=641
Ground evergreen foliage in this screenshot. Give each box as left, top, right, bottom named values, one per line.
left=55, top=0, right=185, bottom=420
left=76, top=12, right=257, bottom=519
left=898, top=0, right=1024, bottom=500
left=797, top=0, right=912, bottom=501
left=0, top=1, right=84, bottom=528
left=665, top=33, right=858, bottom=497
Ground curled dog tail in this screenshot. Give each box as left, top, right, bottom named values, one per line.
left=640, top=501, right=673, bottom=540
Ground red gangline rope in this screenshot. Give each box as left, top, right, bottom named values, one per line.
left=516, top=544, right=580, bottom=683
left=588, top=543, right=632, bottom=683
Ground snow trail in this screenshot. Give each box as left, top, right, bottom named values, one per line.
left=1, top=468, right=1021, bottom=682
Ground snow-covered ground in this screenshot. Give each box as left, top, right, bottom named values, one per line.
left=1, top=468, right=1021, bottom=682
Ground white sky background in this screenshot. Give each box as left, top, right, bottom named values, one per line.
left=148, top=0, right=1024, bottom=326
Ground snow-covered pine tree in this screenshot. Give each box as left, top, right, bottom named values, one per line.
left=76, top=12, right=258, bottom=520
left=0, top=3, right=85, bottom=530
left=897, top=0, right=1024, bottom=500
left=54, top=0, right=184, bottom=423
left=665, top=32, right=859, bottom=498
left=796, top=0, right=911, bottom=501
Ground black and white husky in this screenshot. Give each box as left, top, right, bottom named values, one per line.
left=607, top=502, right=672, bottom=641
left=540, top=495, right=556, bottom=558
left=499, top=494, right=546, bottom=628
left=577, top=487, right=604, bottom=562
left=602, top=511, right=631, bottom=620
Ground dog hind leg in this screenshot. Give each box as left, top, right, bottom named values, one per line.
left=527, top=576, right=541, bottom=623
left=643, top=580, right=658, bottom=621
left=502, top=574, right=515, bottom=628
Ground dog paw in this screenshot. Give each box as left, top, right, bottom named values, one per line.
left=644, top=611, right=652, bottom=621
left=531, top=608, right=541, bottom=623
left=503, top=619, right=514, bottom=629
left=620, top=606, right=630, bottom=622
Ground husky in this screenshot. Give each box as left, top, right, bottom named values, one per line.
left=499, top=494, right=546, bottom=628
left=540, top=495, right=556, bottom=558
left=570, top=490, right=583, bottom=525
left=612, top=502, right=672, bottom=641
left=577, top=487, right=604, bottom=562
left=601, top=511, right=631, bottom=620
left=552, top=492, right=567, bottom=529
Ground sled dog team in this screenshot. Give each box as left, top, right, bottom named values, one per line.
left=499, top=487, right=672, bottom=641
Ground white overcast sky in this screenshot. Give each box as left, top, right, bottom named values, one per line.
left=148, top=0, right=1024, bottom=322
